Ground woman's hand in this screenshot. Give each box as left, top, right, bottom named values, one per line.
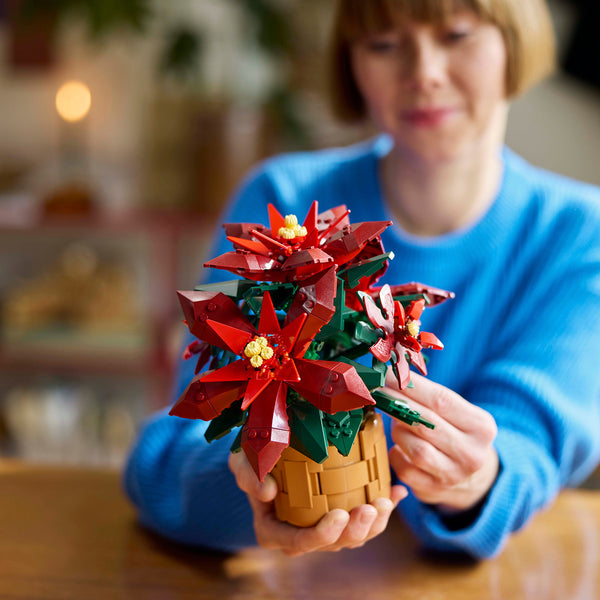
left=228, top=451, right=408, bottom=556
left=386, top=370, right=499, bottom=513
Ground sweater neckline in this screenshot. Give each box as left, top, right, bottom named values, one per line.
left=367, top=136, right=523, bottom=262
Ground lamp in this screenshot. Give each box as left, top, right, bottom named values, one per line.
left=45, top=80, right=94, bottom=216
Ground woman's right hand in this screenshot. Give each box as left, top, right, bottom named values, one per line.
left=228, top=451, right=407, bottom=556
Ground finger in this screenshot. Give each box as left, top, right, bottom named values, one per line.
left=324, top=486, right=407, bottom=552
left=389, top=444, right=445, bottom=501
left=364, top=496, right=399, bottom=541
left=285, top=510, right=350, bottom=556
left=384, top=369, right=497, bottom=438
left=390, top=404, right=467, bottom=459
left=390, top=483, right=409, bottom=506
left=249, top=492, right=350, bottom=555
left=387, top=389, right=481, bottom=468
left=228, top=452, right=278, bottom=502
left=391, top=426, right=469, bottom=485
left=327, top=504, right=378, bottom=550
left=385, top=369, right=466, bottom=422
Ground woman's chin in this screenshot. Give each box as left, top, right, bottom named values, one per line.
left=393, top=140, right=471, bottom=166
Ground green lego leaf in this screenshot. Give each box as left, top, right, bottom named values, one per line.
left=371, top=389, right=434, bottom=429
left=316, top=277, right=346, bottom=340
left=323, top=409, right=363, bottom=455
left=303, top=340, right=324, bottom=361
left=393, top=293, right=430, bottom=307
left=204, top=400, right=246, bottom=443
left=354, top=321, right=382, bottom=345
left=337, top=356, right=385, bottom=390
left=287, top=393, right=329, bottom=463
left=243, top=282, right=297, bottom=315
left=372, top=358, right=388, bottom=380
left=230, top=428, right=244, bottom=454
left=339, top=252, right=394, bottom=290
left=339, top=342, right=372, bottom=362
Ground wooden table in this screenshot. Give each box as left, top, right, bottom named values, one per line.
left=1, top=461, right=599, bottom=600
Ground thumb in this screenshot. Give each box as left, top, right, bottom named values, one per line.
left=228, top=451, right=278, bottom=502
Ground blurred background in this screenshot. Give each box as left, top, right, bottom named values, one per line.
left=0, top=0, right=598, bottom=470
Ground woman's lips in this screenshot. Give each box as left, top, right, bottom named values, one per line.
left=400, top=107, right=458, bottom=127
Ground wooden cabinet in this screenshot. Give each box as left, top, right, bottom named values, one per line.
left=0, top=206, right=213, bottom=466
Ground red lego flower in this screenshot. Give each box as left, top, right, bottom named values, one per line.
left=170, top=290, right=375, bottom=481
left=362, top=284, right=444, bottom=389
left=205, top=201, right=392, bottom=283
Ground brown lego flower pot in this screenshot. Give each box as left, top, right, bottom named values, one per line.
left=270, top=410, right=391, bottom=527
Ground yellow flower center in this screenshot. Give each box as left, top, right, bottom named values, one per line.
left=278, top=214, right=307, bottom=240
left=244, top=336, right=274, bottom=369
left=406, top=320, right=420, bottom=338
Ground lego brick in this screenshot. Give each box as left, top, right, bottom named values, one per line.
left=319, top=460, right=369, bottom=495
left=323, top=409, right=363, bottom=456
left=291, top=359, right=375, bottom=414
left=337, top=356, right=386, bottom=390
left=284, top=460, right=313, bottom=509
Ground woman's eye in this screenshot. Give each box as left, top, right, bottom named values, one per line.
left=365, top=38, right=400, bottom=53
left=444, top=29, right=470, bottom=43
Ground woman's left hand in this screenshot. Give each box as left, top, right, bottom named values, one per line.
left=385, top=370, right=499, bottom=513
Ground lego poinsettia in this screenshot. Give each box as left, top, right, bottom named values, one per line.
left=361, top=284, right=444, bottom=389
left=170, top=201, right=454, bottom=483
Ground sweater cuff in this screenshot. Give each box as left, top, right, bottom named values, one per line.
left=398, top=429, right=559, bottom=559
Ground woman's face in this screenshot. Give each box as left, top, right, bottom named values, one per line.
left=350, top=10, right=508, bottom=163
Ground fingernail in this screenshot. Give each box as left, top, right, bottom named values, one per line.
left=333, top=516, right=347, bottom=528
left=328, top=511, right=348, bottom=528
left=376, top=498, right=393, bottom=512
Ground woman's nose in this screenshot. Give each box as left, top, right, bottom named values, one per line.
left=401, top=37, right=447, bottom=92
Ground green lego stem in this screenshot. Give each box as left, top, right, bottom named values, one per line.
left=394, top=293, right=430, bottom=306
left=371, top=389, right=435, bottom=429
left=204, top=400, right=246, bottom=443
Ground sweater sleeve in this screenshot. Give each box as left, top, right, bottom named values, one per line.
left=122, top=165, right=280, bottom=551
left=397, top=207, right=600, bottom=559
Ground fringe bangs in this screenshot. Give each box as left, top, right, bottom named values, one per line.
left=338, top=0, right=490, bottom=40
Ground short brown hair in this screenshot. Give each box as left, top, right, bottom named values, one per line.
left=329, top=0, right=556, bottom=122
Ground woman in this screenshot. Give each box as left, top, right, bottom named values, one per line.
left=124, top=0, right=600, bottom=559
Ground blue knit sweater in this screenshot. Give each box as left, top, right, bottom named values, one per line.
left=124, top=137, right=600, bottom=559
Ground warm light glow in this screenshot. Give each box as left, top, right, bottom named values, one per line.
left=55, top=81, right=91, bottom=123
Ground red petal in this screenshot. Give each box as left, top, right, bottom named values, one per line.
left=370, top=336, right=394, bottom=362
left=276, top=357, right=301, bottom=382
left=177, top=290, right=254, bottom=348
left=169, top=376, right=245, bottom=420
left=279, top=312, right=307, bottom=355
left=363, top=292, right=392, bottom=332
left=407, top=347, right=428, bottom=375
left=394, top=300, right=405, bottom=327
left=317, top=208, right=351, bottom=242
left=291, top=359, right=375, bottom=413
left=258, top=291, right=281, bottom=335
left=281, top=247, right=334, bottom=274
left=241, top=381, right=290, bottom=481
left=227, top=235, right=272, bottom=257
left=419, top=331, right=444, bottom=350
left=380, top=284, right=395, bottom=322
left=407, top=299, right=425, bottom=320
left=286, top=266, right=337, bottom=356
left=392, top=346, right=412, bottom=389
left=388, top=282, right=455, bottom=307
left=200, top=360, right=249, bottom=382
left=302, top=200, right=318, bottom=234
left=206, top=319, right=253, bottom=355
left=299, top=226, right=319, bottom=250
left=268, top=203, right=285, bottom=237
left=250, top=228, right=290, bottom=253
left=241, top=378, right=272, bottom=410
